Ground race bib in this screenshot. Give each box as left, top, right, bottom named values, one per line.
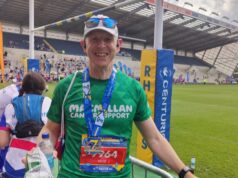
left=80, top=135, right=127, bottom=173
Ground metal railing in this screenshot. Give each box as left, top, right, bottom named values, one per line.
left=130, top=156, right=174, bottom=178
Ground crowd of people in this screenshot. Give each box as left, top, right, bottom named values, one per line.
left=0, top=14, right=197, bottom=178
left=1, top=54, right=87, bottom=83
left=39, top=55, right=87, bottom=81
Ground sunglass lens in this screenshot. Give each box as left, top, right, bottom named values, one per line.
left=103, top=18, right=117, bottom=28
left=85, top=18, right=100, bottom=28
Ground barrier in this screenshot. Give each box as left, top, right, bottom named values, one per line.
left=130, top=156, right=174, bottom=178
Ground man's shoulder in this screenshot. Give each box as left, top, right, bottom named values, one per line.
left=116, top=71, right=140, bottom=86
left=57, top=71, right=82, bottom=87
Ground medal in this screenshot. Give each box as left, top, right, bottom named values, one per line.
left=84, top=137, right=102, bottom=155
left=80, top=68, right=128, bottom=173
left=82, top=67, right=116, bottom=137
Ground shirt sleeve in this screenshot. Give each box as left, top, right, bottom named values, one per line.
left=41, top=97, right=52, bottom=124
left=0, top=84, right=19, bottom=117
left=134, top=81, right=152, bottom=122
left=1, top=104, right=17, bottom=131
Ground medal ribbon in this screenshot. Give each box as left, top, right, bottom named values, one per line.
left=83, top=67, right=116, bottom=136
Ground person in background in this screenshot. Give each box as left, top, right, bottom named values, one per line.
left=37, top=14, right=197, bottom=178
left=0, top=82, right=21, bottom=175
left=0, top=72, right=51, bottom=178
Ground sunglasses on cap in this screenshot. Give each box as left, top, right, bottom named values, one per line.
left=85, top=18, right=117, bottom=29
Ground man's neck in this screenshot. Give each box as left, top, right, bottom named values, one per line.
left=89, top=65, right=113, bottom=80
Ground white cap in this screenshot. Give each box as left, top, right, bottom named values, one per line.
left=84, top=14, right=118, bottom=39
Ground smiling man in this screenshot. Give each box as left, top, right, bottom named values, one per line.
left=81, top=15, right=122, bottom=79
left=38, top=14, right=197, bottom=178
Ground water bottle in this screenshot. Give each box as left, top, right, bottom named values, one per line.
left=190, top=156, right=196, bottom=173
left=39, top=132, right=54, bottom=172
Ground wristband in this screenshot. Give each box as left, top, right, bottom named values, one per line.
left=178, top=166, right=192, bottom=178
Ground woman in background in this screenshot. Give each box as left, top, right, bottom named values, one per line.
left=0, top=72, right=51, bottom=178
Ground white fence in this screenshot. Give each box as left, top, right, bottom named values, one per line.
left=130, top=156, right=174, bottom=178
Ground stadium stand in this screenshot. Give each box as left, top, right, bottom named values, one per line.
left=3, top=41, right=224, bottom=84
left=3, top=32, right=143, bottom=60
left=3, top=32, right=51, bottom=51
left=174, top=55, right=211, bottom=67
left=3, top=31, right=231, bottom=84
left=44, top=38, right=85, bottom=56
left=1, top=0, right=238, bottom=84
left=3, top=32, right=28, bottom=49
left=118, top=48, right=142, bottom=61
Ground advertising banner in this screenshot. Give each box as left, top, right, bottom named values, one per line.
left=27, top=59, right=40, bottom=72
left=137, top=49, right=174, bottom=167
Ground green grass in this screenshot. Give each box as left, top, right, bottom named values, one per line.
left=1, top=83, right=238, bottom=178
left=170, top=85, right=238, bottom=178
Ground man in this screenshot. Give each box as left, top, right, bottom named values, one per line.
left=38, top=14, right=197, bottom=178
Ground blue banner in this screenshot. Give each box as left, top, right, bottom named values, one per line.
left=153, top=49, right=174, bottom=167
left=27, top=59, right=40, bottom=72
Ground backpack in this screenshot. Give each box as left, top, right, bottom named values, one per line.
left=14, top=120, right=44, bottom=138
left=12, top=94, right=44, bottom=138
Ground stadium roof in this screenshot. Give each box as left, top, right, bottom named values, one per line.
left=0, top=0, right=238, bottom=76
left=0, top=0, right=238, bottom=53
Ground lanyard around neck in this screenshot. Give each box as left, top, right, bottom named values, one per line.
left=82, top=67, right=116, bottom=137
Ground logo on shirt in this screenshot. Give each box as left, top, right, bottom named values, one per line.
left=68, top=104, right=132, bottom=120
left=69, top=104, right=80, bottom=112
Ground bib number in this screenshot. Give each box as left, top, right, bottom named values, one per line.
left=80, top=135, right=127, bottom=173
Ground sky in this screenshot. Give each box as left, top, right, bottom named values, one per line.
left=166, top=0, right=238, bottom=23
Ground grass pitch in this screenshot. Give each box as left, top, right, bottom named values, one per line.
left=1, top=83, right=238, bottom=178
left=169, top=85, right=238, bottom=178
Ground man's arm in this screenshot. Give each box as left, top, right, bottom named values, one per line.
left=37, top=119, right=61, bottom=146
left=135, top=117, right=197, bottom=178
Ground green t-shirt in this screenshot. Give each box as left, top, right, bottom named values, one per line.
left=47, top=71, right=151, bottom=178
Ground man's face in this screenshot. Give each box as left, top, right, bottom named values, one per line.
left=84, top=30, right=121, bottom=68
